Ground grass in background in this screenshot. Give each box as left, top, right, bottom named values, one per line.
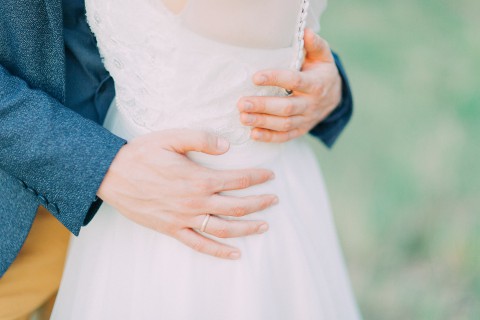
left=311, top=0, right=480, bottom=318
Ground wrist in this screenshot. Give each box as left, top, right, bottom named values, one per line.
left=96, top=143, right=129, bottom=203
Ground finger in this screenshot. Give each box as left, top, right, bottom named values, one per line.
left=207, top=194, right=278, bottom=217
left=175, top=228, right=241, bottom=260
left=160, top=129, right=230, bottom=155
left=210, top=168, right=275, bottom=192
left=240, top=113, right=305, bottom=132
left=304, top=28, right=334, bottom=62
left=192, top=215, right=269, bottom=238
left=252, top=69, right=314, bottom=94
left=251, top=128, right=302, bottom=143
left=237, top=96, right=308, bottom=116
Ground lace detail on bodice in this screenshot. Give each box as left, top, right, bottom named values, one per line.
left=85, top=0, right=320, bottom=144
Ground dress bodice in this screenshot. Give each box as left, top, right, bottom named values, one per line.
left=85, top=0, right=326, bottom=144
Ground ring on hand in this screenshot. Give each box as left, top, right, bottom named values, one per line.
left=200, top=214, right=211, bottom=233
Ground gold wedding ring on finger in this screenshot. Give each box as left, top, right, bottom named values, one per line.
left=200, top=214, right=211, bottom=233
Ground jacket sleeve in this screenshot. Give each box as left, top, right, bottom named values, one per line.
left=0, top=64, right=126, bottom=235
left=309, top=51, right=353, bottom=148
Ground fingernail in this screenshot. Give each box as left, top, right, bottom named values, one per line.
left=269, top=173, right=276, bottom=180
left=257, top=224, right=269, bottom=234
left=272, top=197, right=279, bottom=205
left=217, top=138, right=230, bottom=152
left=229, top=252, right=241, bottom=260
left=243, top=101, right=254, bottom=111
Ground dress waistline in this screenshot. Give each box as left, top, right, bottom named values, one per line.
left=104, top=99, right=285, bottom=170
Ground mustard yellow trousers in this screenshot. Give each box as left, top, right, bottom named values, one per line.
left=0, top=207, right=70, bottom=320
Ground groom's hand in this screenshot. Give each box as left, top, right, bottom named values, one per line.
left=238, top=28, right=342, bottom=143
left=97, top=129, right=277, bottom=260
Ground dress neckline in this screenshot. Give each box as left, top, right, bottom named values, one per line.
left=151, top=0, right=309, bottom=58
left=147, top=1, right=298, bottom=54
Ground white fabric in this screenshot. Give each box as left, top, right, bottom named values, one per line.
left=162, top=0, right=325, bottom=48
left=181, top=0, right=311, bottom=48
left=52, top=1, right=360, bottom=319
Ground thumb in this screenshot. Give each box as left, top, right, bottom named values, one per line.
left=160, top=129, right=230, bottom=155
left=304, top=28, right=334, bottom=62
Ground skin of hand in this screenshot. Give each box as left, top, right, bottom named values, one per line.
left=97, top=129, right=278, bottom=260
left=238, top=28, right=342, bottom=143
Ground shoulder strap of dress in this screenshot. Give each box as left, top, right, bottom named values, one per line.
left=291, top=0, right=310, bottom=70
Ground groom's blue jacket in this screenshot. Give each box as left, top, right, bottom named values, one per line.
left=0, top=0, right=353, bottom=277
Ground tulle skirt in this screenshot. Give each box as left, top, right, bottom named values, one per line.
left=52, top=103, right=360, bottom=320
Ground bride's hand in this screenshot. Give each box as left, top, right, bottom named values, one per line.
left=238, top=29, right=342, bottom=143
left=97, top=129, right=277, bottom=260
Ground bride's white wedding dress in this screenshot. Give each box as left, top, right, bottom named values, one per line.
left=52, top=0, right=360, bottom=319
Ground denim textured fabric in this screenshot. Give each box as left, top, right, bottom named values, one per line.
left=0, top=0, right=353, bottom=277
left=0, top=0, right=126, bottom=277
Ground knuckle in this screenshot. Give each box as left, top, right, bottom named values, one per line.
left=255, top=115, right=265, bottom=126
left=205, top=178, right=218, bottom=191
left=283, top=102, right=295, bottom=116
left=303, top=100, right=312, bottom=113
left=235, top=175, right=251, bottom=189
left=194, top=177, right=217, bottom=193
left=278, top=133, right=290, bottom=142
left=213, top=227, right=230, bottom=239
left=283, top=118, right=294, bottom=131
left=264, top=133, right=274, bottom=142
left=170, top=227, right=182, bottom=237
left=181, top=197, right=204, bottom=210
left=256, top=99, right=266, bottom=112
left=289, top=129, right=302, bottom=139
left=190, top=240, right=206, bottom=253
left=270, top=72, right=279, bottom=84
left=163, top=224, right=176, bottom=235
left=312, top=82, right=325, bottom=96
left=231, top=206, right=248, bottom=217
left=292, top=73, right=304, bottom=90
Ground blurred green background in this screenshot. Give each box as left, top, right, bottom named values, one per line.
left=312, top=0, right=480, bottom=318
